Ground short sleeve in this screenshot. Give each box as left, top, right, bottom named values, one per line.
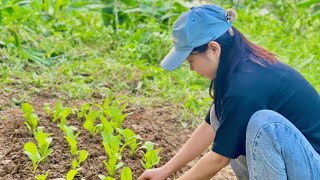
left=211, top=95, right=265, bottom=159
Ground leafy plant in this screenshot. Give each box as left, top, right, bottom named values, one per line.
left=102, top=135, right=124, bottom=177
left=117, top=128, right=139, bottom=156
left=98, top=174, right=116, bottom=180
left=53, top=102, right=64, bottom=122
left=22, top=103, right=38, bottom=133
left=66, top=169, right=78, bottom=180
left=58, top=107, right=72, bottom=130
left=71, top=150, right=88, bottom=170
left=77, top=103, right=91, bottom=120
left=103, top=105, right=127, bottom=129
left=63, top=125, right=81, bottom=156
left=140, top=141, right=160, bottom=169
left=34, top=128, right=53, bottom=162
left=83, top=110, right=103, bottom=136
left=43, top=103, right=52, bottom=117
left=23, top=142, right=42, bottom=172
left=121, top=167, right=132, bottom=180
left=35, top=170, right=49, bottom=180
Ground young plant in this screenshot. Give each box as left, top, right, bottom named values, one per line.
left=103, top=106, right=127, bottom=129
left=71, top=150, right=88, bottom=170
left=66, top=169, right=78, bottom=180
left=117, top=128, right=139, bottom=156
left=58, top=107, right=71, bottom=130
left=34, top=128, right=53, bottom=162
left=63, top=125, right=81, bottom=156
left=100, top=115, right=114, bottom=142
left=102, top=135, right=124, bottom=177
left=98, top=175, right=115, bottom=180
left=22, top=103, right=38, bottom=133
left=77, top=103, right=91, bottom=120
left=23, top=142, right=42, bottom=172
left=140, top=141, right=161, bottom=169
left=121, top=167, right=132, bottom=180
left=53, top=102, right=64, bottom=122
left=35, top=170, right=49, bottom=180
left=43, top=103, right=52, bottom=117
left=83, top=110, right=103, bottom=136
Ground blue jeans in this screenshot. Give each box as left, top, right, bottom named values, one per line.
left=210, top=108, right=320, bottom=179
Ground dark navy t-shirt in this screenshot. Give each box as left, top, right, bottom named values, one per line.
left=205, top=59, right=320, bottom=159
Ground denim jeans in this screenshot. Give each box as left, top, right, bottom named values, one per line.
left=210, top=107, right=320, bottom=180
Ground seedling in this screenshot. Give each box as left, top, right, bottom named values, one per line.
left=83, top=110, right=103, bottom=136
left=58, top=107, right=71, bottom=130
left=63, top=125, right=81, bottom=156
left=43, top=103, right=52, bottom=117
left=77, top=103, right=91, bottom=120
left=140, top=141, right=160, bottom=169
left=35, top=170, right=49, bottom=180
left=22, top=103, right=38, bottom=133
left=53, top=102, right=64, bottom=122
left=34, top=128, right=53, bottom=162
left=98, top=175, right=116, bottom=180
left=121, top=167, right=132, bottom=180
left=102, top=135, right=124, bottom=177
left=103, top=106, right=127, bottom=129
left=66, top=169, right=78, bottom=180
left=117, top=128, right=139, bottom=156
left=24, top=142, right=42, bottom=172
left=71, top=150, right=88, bottom=169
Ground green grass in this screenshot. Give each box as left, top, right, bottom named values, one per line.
left=0, top=0, right=319, bottom=126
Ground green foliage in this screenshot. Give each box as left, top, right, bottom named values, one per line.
left=22, top=103, right=38, bottom=133
left=23, top=142, right=42, bottom=172
left=103, top=101, right=128, bottom=129
left=102, top=135, right=124, bottom=177
left=43, top=103, right=52, bottom=117
left=117, top=128, right=139, bottom=156
left=53, top=102, right=64, bottom=122
left=34, top=128, right=53, bottom=162
left=120, top=167, right=132, bottom=180
left=66, top=169, right=78, bottom=180
left=71, top=150, right=88, bottom=169
left=77, top=103, right=91, bottom=120
left=140, top=141, right=160, bottom=169
left=83, top=110, right=103, bottom=136
left=98, top=174, right=116, bottom=180
left=63, top=125, right=81, bottom=156
left=35, top=170, right=49, bottom=180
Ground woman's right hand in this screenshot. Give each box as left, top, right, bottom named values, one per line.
left=137, top=167, right=169, bottom=180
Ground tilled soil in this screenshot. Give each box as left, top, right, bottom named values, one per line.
left=0, top=95, right=235, bottom=180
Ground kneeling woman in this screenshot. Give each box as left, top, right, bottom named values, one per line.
left=139, top=4, right=320, bottom=180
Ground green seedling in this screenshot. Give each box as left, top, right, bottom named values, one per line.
left=22, top=103, right=38, bottom=133
left=117, top=128, right=139, bottom=156
left=103, top=106, right=127, bottom=129
left=103, top=135, right=124, bottom=177
left=83, top=110, right=103, bottom=136
left=24, top=142, right=42, bottom=172
left=34, top=128, right=53, bottom=162
left=98, top=175, right=116, bottom=180
left=66, top=169, right=78, bottom=180
left=77, top=103, right=91, bottom=120
left=140, top=141, right=161, bottom=169
left=100, top=115, right=114, bottom=142
left=71, top=150, right=88, bottom=169
left=43, top=103, right=52, bottom=117
left=58, top=107, right=71, bottom=130
left=64, top=125, right=81, bottom=156
left=121, top=167, right=133, bottom=180
left=53, top=102, right=64, bottom=122
left=35, top=170, right=49, bottom=180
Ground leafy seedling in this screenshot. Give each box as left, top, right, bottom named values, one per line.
left=64, top=125, right=81, bottom=156
left=43, top=103, right=52, bottom=117
left=35, top=170, right=49, bottom=180
left=77, top=103, right=91, bottom=120
left=83, top=110, right=103, bottom=136
left=34, top=128, right=53, bottom=162
left=140, top=141, right=161, bottom=169
left=53, top=102, right=64, bottom=122
left=102, top=135, right=124, bottom=177
left=22, top=103, right=38, bottom=133
left=117, top=128, right=140, bottom=156
left=121, top=167, right=132, bottom=180
left=71, top=150, right=88, bottom=169
left=66, top=169, right=78, bottom=180
left=24, top=142, right=42, bottom=172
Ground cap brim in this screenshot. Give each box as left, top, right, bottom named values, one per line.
left=160, top=47, right=193, bottom=71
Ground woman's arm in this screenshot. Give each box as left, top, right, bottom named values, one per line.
left=178, top=151, right=230, bottom=180
left=138, top=121, right=215, bottom=179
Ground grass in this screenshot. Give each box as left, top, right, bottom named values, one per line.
left=0, top=0, right=319, bottom=126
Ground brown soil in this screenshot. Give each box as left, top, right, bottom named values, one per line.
left=0, top=95, right=235, bottom=180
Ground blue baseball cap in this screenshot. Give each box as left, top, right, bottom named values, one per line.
left=161, top=4, right=234, bottom=71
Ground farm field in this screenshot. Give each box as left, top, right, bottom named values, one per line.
left=0, top=0, right=319, bottom=179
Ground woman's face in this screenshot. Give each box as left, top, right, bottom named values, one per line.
left=186, top=41, right=221, bottom=80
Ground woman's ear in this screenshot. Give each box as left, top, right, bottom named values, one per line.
left=208, top=41, right=221, bottom=56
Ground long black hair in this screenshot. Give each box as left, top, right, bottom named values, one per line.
left=193, top=27, right=277, bottom=120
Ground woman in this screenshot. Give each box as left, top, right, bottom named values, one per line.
left=138, top=4, right=320, bottom=180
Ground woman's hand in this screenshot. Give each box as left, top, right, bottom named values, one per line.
left=138, top=167, right=168, bottom=180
